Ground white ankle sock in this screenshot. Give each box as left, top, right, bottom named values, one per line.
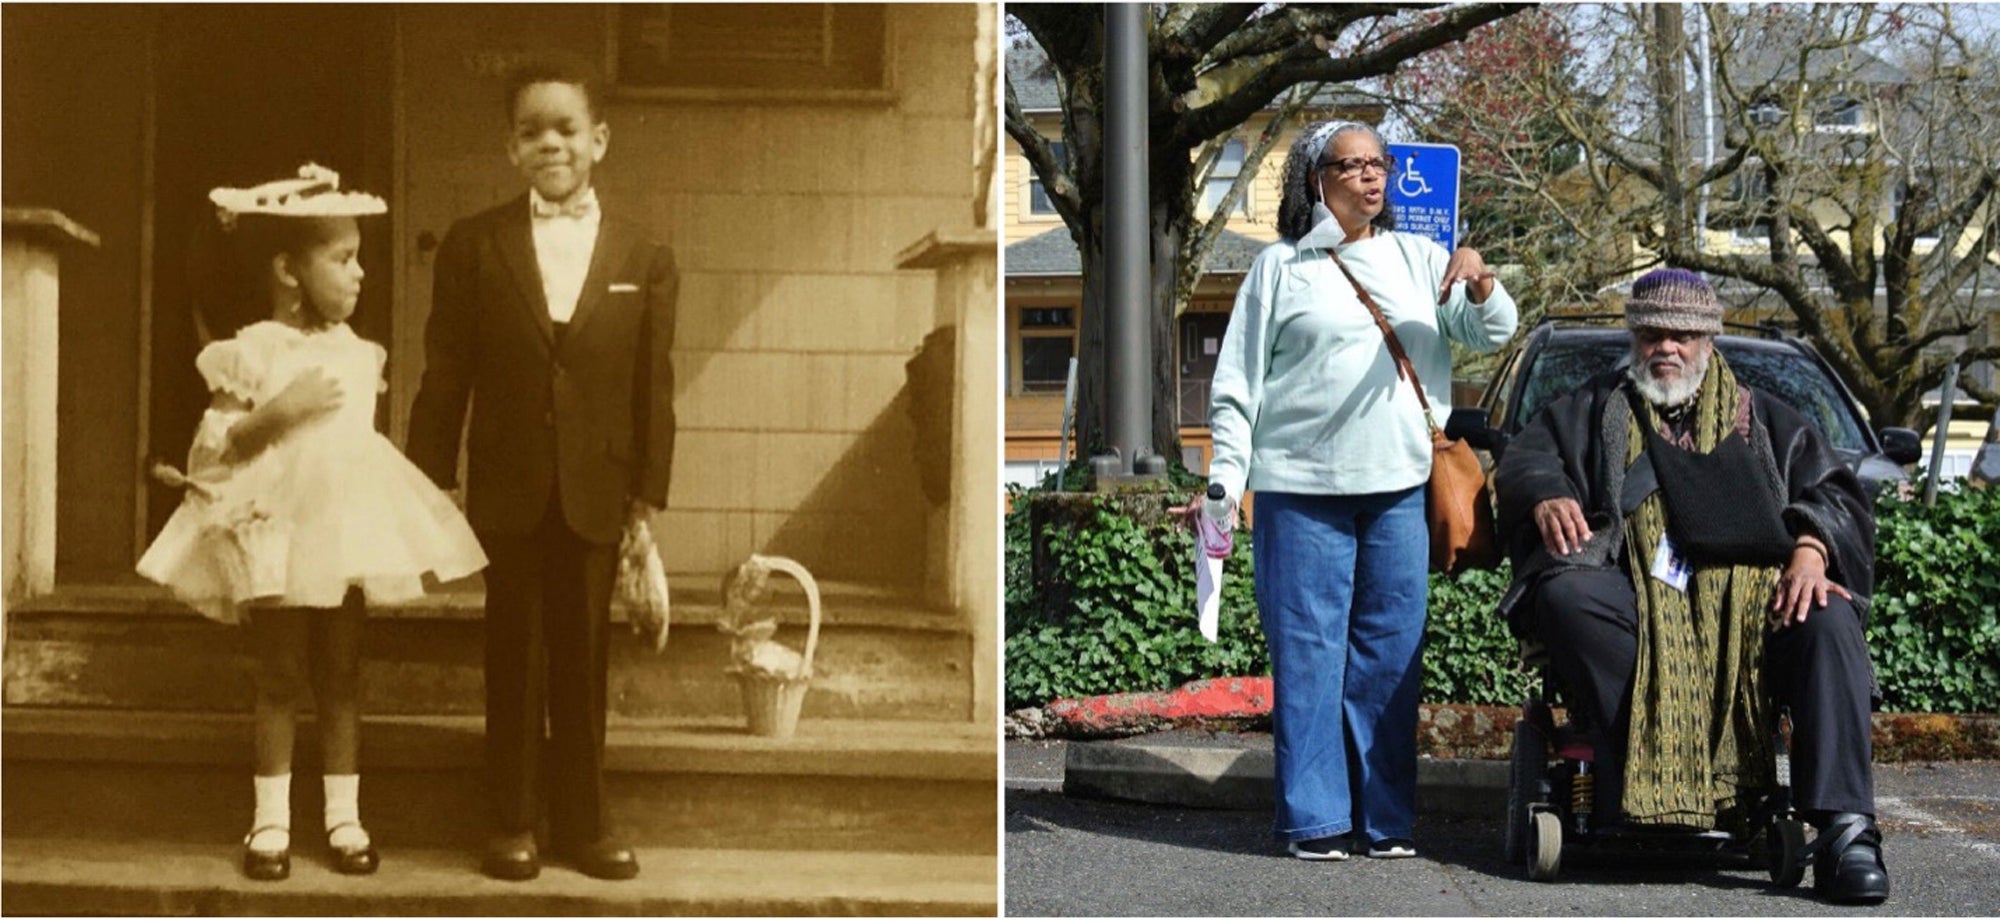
left=250, top=773, right=291, bottom=852
left=324, top=774, right=370, bottom=849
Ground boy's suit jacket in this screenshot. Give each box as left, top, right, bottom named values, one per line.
left=408, top=194, right=676, bottom=546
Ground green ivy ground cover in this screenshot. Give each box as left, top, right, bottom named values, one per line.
left=1005, top=484, right=2000, bottom=714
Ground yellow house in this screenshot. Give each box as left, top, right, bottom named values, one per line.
left=1002, top=45, right=1382, bottom=485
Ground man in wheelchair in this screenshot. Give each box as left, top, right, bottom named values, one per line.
left=1491, top=269, right=1889, bottom=904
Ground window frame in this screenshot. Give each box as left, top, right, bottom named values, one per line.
left=1024, top=140, right=1068, bottom=220
left=1199, top=138, right=1250, bottom=219
left=1010, top=302, right=1079, bottom=396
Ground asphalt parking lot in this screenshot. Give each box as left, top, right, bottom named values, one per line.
left=1005, top=739, right=2000, bottom=917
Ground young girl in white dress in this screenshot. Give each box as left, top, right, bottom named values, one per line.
left=138, top=165, right=487, bottom=881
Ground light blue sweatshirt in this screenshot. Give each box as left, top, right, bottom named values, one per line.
left=1207, top=227, right=1519, bottom=502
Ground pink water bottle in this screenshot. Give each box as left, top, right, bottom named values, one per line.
left=1194, top=483, right=1231, bottom=641
left=1198, top=483, right=1234, bottom=558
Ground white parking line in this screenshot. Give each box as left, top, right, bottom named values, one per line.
left=1876, top=795, right=2000, bottom=863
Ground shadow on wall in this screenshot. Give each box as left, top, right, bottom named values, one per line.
left=761, top=327, right=955, bottom=594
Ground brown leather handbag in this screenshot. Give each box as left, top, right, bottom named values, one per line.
left=1327, top=249, right=1500, bottom=574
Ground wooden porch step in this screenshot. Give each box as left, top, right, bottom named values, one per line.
left=0, top=837, right=996, bottom=916
left=1, top=708, right=997, bottom=856
left=4, top=585, right=974, bottom=721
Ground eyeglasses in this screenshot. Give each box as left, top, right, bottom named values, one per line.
left=1318, top=156, right=1397, bottom=178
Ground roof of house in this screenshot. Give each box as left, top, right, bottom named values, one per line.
left=1006, top=225, right=1275, bottom=277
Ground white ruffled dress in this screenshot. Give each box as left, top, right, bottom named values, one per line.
left=137, top=321, right=487, bottom=623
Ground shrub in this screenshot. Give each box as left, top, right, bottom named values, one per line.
left=1004, top=491, right=1265, bottom=709
left=1867, top=484, right=2000, bottom=713
left=1005, top=483, right=2000, bottom=714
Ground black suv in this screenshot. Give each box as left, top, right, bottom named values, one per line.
left=1448, top=318, right=1923, bottom=491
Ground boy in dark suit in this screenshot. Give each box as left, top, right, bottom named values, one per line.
left=407, top=60, right=675, bottom=882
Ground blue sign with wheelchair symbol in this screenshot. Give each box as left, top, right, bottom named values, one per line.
left=1387, top=142, right=1461, bottom=253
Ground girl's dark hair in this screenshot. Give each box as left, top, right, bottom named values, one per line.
left=1275, top=120, right=1397, bottom=241
left=504, top=59, right=604, bottom=124
left=185, top=212, right=340, bottom=340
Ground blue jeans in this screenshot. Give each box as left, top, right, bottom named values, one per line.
left=1254, top=487, right=1428, bottom=843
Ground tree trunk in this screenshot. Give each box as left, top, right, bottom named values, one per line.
left=1072, top=220, right=1109, bottom=462
left=1150, top=201, right=1184, bottom=461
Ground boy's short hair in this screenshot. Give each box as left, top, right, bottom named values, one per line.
left=503, top=58, right=605, bottom=124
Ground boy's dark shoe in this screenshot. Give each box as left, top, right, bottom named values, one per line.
left=556, top=836, right=640, bottom=880
left=483, top=831, right=540, bottom=881
left=1813, top=813, right=1889, bottom=905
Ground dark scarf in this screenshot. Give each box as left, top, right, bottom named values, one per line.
left=1617, top=352, right=1780, bottom=829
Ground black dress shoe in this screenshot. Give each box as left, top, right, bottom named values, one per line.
left=242, top=827, right=290, bottom=881
left=556, top=837, right=640, bottom=881
left=483, top=831, right=540, bottom=881
left=1813, top=813, right=1890, bottom=904
left=328, top=823, right=379, bottom=875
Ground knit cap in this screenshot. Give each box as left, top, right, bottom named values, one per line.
left=1624, top=268, right=1722, bottom=334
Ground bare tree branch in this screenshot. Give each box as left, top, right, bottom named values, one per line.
left=1005, top=78, right=1082, bottom=229
left=1173, top=3, right=1528, bottom=147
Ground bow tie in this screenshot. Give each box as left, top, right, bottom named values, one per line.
left=532, top=192, right=598, bottom=220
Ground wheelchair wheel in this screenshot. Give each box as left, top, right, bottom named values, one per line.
left=1505, top=718, right=1547, bottom=864
left=1767, top=817, right=1807, bottom=888
left=1528, top=810, right=1563, bottom=882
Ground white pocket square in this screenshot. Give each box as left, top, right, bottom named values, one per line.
left=608, top=283, right=640, bottom=293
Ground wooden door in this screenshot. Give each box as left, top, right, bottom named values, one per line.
left=145, top=5, right=394, bottom=539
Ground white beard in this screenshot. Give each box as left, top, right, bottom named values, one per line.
left=1627, top=346, right=1710, bottom=408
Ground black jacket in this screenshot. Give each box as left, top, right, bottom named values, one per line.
left=1491, top=369, right=1875, bottom=636
left=406, top=195, right=677, bottom=544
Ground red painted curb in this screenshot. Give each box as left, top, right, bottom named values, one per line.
left=1026, top=677, right=2000, bottom=760
left=1043, top=676, right=1273, bottom=734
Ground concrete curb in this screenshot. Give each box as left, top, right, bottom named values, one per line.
left=1061, top=733, right=1507, bottom=818
left=1014, top=676, right=2000, bottom=762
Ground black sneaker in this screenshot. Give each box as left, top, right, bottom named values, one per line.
left=1367, top=838, right=1419, bottom=859
left=1287, top=835, right=1351, bottom=861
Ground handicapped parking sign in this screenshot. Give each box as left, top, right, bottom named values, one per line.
left=1387, top=142, right=1461, bottom=253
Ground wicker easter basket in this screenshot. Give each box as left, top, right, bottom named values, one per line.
left=724, top=556, right=822, bottom=739
left=216, top=511, right=291, bottom=602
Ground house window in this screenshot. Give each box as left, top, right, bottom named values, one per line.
left=1814, top=96, right=1865, bottom=133
left=1027, top=141, right=1067, bottom=217
left=609, top=4, right=890, bottom=102
left=1201, top=139, right=1249, bottom=217
left=1747, top=99, right=1785, bottom=128
left=1017, top=306, right=1076, bottom=393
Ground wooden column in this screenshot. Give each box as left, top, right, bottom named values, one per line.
left=3, top=208, right=100, bottom=605
left=897, top=229, right=999, bottom=725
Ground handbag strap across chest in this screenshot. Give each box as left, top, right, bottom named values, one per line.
left=1325, top=247, right=1440, bottom=435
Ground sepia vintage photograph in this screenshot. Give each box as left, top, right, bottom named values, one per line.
left=3, top=2, right=1000, bottom=915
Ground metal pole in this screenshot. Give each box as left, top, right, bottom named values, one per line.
left=1923, top=361, right=1959, bottom=505
left=1057, top=356, right=1077, bottom=488
left=1693, top=5, right=1716, bottom=252
left=1970, top=401, right=2000, bottom=489
left=1102, top=2, right=1151, bottom=476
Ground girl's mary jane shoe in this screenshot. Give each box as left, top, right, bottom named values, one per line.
left=242, top=826, right=290, bottom=881
left=328, top=822, right=379, bottom=875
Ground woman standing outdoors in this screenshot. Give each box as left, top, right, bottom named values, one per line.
left=1206, top=120, right=1518, bottom=860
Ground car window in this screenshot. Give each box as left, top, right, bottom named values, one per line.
left=1485, top=350, right=1521, bottom=419
left=1512, top=341, right=1624, bottom=429
left=1508, top=336, right=1870, bottom=454
left=1716, top=345, right=1869, bottom=453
